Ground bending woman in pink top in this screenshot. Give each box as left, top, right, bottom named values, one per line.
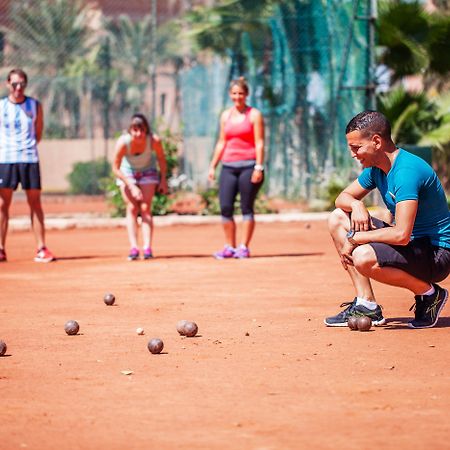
left=208, top=77, right=265, bottom=259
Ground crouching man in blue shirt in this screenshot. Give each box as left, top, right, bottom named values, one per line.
left=325, top=110, right=450, bottom=329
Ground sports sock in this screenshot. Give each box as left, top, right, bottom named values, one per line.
left=419, top=285, right=435, bottom=297
left=356, top=297, right=377, bottom=310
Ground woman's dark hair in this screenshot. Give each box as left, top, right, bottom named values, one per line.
left=128, top=113, right=151, bottom=136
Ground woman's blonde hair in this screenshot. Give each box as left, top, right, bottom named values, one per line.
left=229, top=76, right=249, bottom=95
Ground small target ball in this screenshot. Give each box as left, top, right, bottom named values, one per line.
left=176, top=320, right=188, bottom=336
left=64, top=320, right=80, bottom=335
left=148, top=338, right=164, bottom=354
left=347, top=316, right=359, bottom=331
left=357, top=316, right=372, bottom=332
left=103, top=293, right=115, bottom=306
left=183, top=321, right=198, bottom=337
left=0, top=340, right=7, bottom=356
left=136, top=327, right=145, bottom=335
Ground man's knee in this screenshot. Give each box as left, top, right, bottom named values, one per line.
left=352, top=244, right=377, bottom=274
left=328, top=208, right=349, bottom=233
left=26, top=190, right=42, bottom=208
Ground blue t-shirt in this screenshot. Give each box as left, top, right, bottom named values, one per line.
left=358, top=149, right=450, bottom=249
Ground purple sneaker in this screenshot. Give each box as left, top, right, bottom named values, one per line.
left=234, top=244, right=250, bottom=259
left=143, top=247, right=153, bottom=260
left=214, top=245, right=235, bottom=260
left=128, top=247, right=140, bottom=261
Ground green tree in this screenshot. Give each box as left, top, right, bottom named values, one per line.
left=103, top=14, right=184, bottom=127
left=3, top=0, right=95, bottom=138
left=378, top=87, right=442, bottom=145
left=186, top=0, right=275, bottom=73
left=378, top=0, right=450, bottom=84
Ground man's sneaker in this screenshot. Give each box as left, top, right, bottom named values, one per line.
left=324, top=298, right=385, bottom=327
left=0, top=248, right=6, bottom=262
left=408, top=284, right=448, bottom=329
left=34, top=246, right=56, bottom=263
left=128, top=247, right=140, bottom=261
left=234, top=244, right=250, bottom=259
left=143, top=247, right=153, bottom=260
left=214, top=245, right=235, bottom=260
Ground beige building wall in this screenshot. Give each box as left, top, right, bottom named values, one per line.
left=39, top=139, right=116, bottom=192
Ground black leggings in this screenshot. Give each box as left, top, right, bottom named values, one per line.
left=219, top=165, right=264, bottom=221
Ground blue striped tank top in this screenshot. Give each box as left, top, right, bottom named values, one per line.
left=0, top=96, right=39, bottom=163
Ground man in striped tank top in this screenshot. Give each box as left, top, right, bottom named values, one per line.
left=0, top=69, right=55, bottom=262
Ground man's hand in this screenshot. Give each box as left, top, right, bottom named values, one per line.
left=340, top=239, right=358, bottom=270
left=350, top=201, right=373, bottom=232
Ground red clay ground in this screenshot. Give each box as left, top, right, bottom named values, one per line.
left=1, top=220, right=449, bottom=449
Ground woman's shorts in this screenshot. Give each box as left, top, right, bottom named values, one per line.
left=369, top=217, right=450, bottom=283
left=116, top=168, right=159, bottom=187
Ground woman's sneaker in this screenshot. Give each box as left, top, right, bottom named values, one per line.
left=143, top=247, right=153, bottom=260
left=408, top=284, right=448, bottom=329
left=34, top=246, right=56, bottom=263
left=214, top=245, right=235, bottom=260
left=234, top=244, right=250, bottom=259
left=0, top=248, right=7, bottom=262
left=128, top=248, right=140, bottom=261
left=324, top=299, right=385, bottom=327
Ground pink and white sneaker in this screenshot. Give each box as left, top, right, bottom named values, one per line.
left=128, top=247, right=140, bottom=261
left=143, top=247, right=153, bottom=260
left=214, top=245, right=235, bottom=260
left=234, top=244, right=250, bottom=259
left=34, top=246, right=56, bottom=263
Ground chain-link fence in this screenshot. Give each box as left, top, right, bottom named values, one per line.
left=0, top=0, right=371, bottom=198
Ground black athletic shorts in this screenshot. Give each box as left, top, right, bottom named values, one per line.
left=369, top=217, right=450, bottom=283
left=0, top=163, right=41, bottom=190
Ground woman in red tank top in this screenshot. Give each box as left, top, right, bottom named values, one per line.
left=208, top=77, right=265, bottom=259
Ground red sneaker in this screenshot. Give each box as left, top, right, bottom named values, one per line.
left=0, top=248, right=6, bottom=262
left=34, top=246, right=56, bottom=263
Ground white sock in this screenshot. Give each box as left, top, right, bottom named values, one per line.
left=356, top=297, right=377, bottom=310
left=419, top=285, right=435, bottom=296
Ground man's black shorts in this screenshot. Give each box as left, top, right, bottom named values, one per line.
left=0, top=163, right=41, bottom=190
left=369, top=217, right=450, bottom=283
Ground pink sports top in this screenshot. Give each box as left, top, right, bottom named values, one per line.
left=222, top=107, right=256, bottom=162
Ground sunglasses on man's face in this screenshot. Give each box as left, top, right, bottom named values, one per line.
left=11, top=81, right=27, bottom=89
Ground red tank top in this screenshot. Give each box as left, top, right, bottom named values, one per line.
left=222, top=107, right=256, bottom=162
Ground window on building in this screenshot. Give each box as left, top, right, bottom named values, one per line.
left=160, top=93, right=166, bottom=116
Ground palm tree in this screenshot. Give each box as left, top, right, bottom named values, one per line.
left=186, top=0, right=275, bottom=74
left=103, top=14, right=184, bottom=127
left=378, top=87, right=442, bottom=145
left=2, top=0, right=95, bottom=137
left=377, top=0, right=450, bottom=86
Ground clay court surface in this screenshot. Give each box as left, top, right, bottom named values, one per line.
left=1, top=214, right=450, bottom=449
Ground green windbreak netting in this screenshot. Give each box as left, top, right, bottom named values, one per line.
left=181, top=0, right=371, bottom=199
left=0, top=0, right=371, bottom=198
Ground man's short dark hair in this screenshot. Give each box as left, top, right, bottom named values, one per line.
left=7, top=68, right=28, bottom=83
left=345, top=110, right=392, bottom=140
